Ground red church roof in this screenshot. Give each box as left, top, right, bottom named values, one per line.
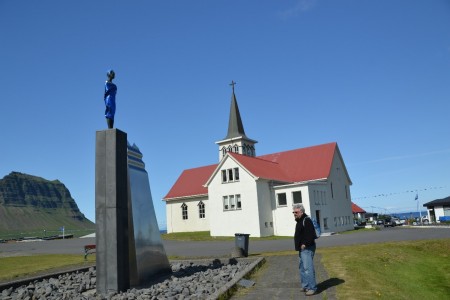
left=164, top=164, right=217, bottom=200
left=352, top=202, right=366, bottom=213
left=164, top=142, right=340, bottom=201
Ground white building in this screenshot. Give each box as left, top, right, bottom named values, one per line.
left=163, top=86, right=353, bottom=237
left=423, top=196, right=450, bottom=223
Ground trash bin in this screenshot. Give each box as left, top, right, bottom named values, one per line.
left=234, top=233, right=250, bottom=257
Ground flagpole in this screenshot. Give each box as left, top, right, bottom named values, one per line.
left=415, top=192, right=422, bottom=225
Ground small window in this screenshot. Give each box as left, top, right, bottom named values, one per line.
left=223, top=196, right=229, bottom=210
left=236, top=194, right=242, bottom=209
left=222, top=170, right=227, bottom=183
left=233, top=144, right=239, bottom=153
left=324, top=217, right=328, bottom=229
left=228, top=169, right=234, bottom=181
left=331, top=182, right=334, bottom=199
left=234, top=168, right=239, bottom=181
left=277, top=193, right=287, bottom=206
left=222, top=147, right=227, bottom=156
left=293, top=191, right=302, bottom=204
left=198, top=201, right=205, bottom=219
left=230, top=195, right=235, bottom=209
left=181, top=203, right=188, bottom=220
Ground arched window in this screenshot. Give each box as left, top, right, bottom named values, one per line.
left=222, top=147, right=227, bottom=156
left=181, top=203, right=188, bottom=220
left=198, top=201, right=205, bottom=219
left=233, top=144, right=239, bottom=153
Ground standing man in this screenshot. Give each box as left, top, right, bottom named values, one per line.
left=293, top=203, right=317, bottom=296
left=104, top=70, right=117, bottom=129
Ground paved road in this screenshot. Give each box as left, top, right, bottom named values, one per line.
left=1, top=226, right=449, bottom=258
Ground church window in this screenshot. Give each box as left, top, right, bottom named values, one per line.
left=277, top=193, right=287, bottom=206
left=222, top=147, right=227, bottom=156
left=223, top=194, right=241, bottom=211
left=227, top=145, right=232, bottom=153
left=331, top=182, right=334, bottom=199
left=229, top=195, right=235, bottom=209
left=221, top=170, right=227, bottom=183
left=233, top=144, right=239, bottom=153
left=223, top=196, right=229, bottom=210
left=228, top=169, right=234, bottom=181
left=181, top=203, right=188, bottom=220
left=221, top=168, right=239, bottom=183
left=236, top=194, right=241, bottom=209
left=293, top=191, right=302, bottom=204
left=198, top=201, right=205, bottom=219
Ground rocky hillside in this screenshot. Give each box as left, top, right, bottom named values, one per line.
left=0, top=172, right=94, bottom=236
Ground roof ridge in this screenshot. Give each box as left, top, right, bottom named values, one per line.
left=259, top=142, right=337, bottom=157
left=228, top=152, right=280, bottom=165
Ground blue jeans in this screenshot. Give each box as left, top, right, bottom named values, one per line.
left=299, top=245, right=317, bottom=291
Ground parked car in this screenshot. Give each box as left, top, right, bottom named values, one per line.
left=391, top=217, right=402, bottom=226
left=384, top=218, right=395, bottom=227
left=413, top=216, right=429, bottom=225
left=376, top=219, right=384, bottom=225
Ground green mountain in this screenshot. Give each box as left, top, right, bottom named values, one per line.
left=0, top=172, right=95, bottom=239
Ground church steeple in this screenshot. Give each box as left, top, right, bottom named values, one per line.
left=225, top=81, right=247, bottom=140
left=216, top=81, right=258, bottom=161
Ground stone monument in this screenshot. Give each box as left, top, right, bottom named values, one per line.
left=127, top=142, right=171, bottom=285
left=95, top=129, right=171, bottom=295
left=95, top=129, right=130, bottom=294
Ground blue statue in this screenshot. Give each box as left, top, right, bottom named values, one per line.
left=104, top=70, right=117, bottom=129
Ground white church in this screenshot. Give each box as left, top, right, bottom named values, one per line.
left=163, top=85, right=354, bottom=237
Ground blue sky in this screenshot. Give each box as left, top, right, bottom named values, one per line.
left=1, top=0, right=449, bottom=228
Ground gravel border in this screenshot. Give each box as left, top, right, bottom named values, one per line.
left=0, top=257, right=265, bottom=300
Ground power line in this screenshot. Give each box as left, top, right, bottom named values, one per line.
left=352, top=185, right=446, bottom=201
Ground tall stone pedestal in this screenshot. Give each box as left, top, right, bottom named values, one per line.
left=95, top=129, right=130, bottom=294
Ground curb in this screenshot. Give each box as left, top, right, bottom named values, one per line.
left=212, top=257, right=265, bottom=300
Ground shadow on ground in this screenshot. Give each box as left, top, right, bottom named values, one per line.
left=317, top=277, right=345, bottom=293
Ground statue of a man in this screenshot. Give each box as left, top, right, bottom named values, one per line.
left=104, top=70, right=117, bottom=129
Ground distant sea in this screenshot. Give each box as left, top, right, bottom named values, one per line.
left=392, top=211, right=428, bottom=219
left=159, top=229, right=167, bottom=234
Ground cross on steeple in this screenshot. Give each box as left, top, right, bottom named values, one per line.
left=229, top=80, right=236, bottom=93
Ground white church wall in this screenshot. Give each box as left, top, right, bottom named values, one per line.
left=209, top=158, right=261, bottom=237
left=255, top=180, right=274, bottom=237
left=326, top=152, right=353, bottom=232
left=272, top=184, right=311, bottom=236
left=165, top=196, right=209, bottom=233
left=308, top=182, right=331, bottom=234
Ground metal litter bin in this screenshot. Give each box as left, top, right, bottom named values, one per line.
left=234, top=233, right=250, bottom=257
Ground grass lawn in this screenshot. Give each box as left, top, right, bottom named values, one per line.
left=319, top=239, right=450, bottom=299
left=0, top=254, right=95, bottom=282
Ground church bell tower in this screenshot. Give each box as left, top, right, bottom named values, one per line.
left=215, top=81, right=258, bottom=161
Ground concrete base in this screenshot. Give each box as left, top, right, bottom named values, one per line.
left=95, top=129, right=130, bottom=294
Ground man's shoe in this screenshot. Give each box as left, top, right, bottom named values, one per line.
left=305, top=290, right=316, bottom=296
